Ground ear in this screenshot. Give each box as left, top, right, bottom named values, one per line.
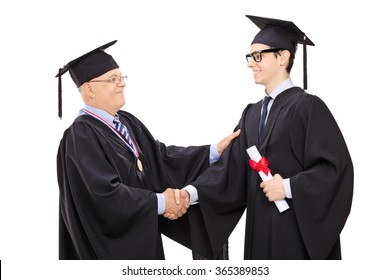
left=82, top=83, right=96, bottom=98
left=279, top=50, right=291, bottom=67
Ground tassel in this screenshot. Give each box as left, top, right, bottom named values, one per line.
left=303, top=35, right=308, bottom=90
left=58, top=68, right=62, bottom=119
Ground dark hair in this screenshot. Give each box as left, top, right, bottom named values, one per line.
left=274, top=49, right=295, bottom=73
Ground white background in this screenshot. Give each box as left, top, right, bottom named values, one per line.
left=1, top=0, right=389, bottom=279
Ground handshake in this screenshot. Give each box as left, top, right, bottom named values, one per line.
left=162, top=188, right=190, bottom=220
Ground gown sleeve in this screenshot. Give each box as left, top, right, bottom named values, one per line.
left=289, top=95, right=354, bottom=259
left=156, top=142, right=216, bottom=257
left=187, top=108, right=251, bottom=258
left=158, top=141, right=211, bottom=187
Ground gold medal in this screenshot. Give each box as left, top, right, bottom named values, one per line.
left=137, top=158, right=143, bottom=172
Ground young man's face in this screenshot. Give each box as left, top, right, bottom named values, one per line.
left=247, top=43, right=292, bottom=94
left=247, top=43, right=282, bottom=86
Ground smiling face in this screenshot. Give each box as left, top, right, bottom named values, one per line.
left=247, top=43, right=290, bottom=93
left=80, top=68, right=126, bottom=115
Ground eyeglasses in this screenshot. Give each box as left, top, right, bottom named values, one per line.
left=245, top=48, right=284, bottom=63
left=89, top=75, right=127, bottom=85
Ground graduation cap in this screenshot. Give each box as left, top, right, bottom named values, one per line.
left=246, top=15, right=314, bottom=89
left=55, top=40, right=119, bottom=119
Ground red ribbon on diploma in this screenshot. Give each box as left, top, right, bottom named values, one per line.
left=249, top=157, right=271, bottom=176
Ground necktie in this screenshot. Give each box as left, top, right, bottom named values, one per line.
left=113, top=115, right=143, bottom=171
left=113, top=116, right=131, bottom=144
left=259, top=96, right=272, bottom=141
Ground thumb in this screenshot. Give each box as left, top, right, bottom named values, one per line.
left=174, top=189, right=181, bottom=205
left=230, top=129, right=241, bottom=139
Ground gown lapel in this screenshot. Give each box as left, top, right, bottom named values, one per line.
left=259, top=88, right=298, bottom=155
left=246, top=89, right=297, bottom=208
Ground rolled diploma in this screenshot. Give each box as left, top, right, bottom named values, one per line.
left=246, top=146, right=289, bottom=213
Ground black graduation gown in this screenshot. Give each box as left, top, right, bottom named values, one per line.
left=190, top=87, right=354, bottom=260
left=57, top=110, right=211, bottom=260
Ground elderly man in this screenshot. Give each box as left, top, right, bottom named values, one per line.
left=56, top=40, right=238, bottom=259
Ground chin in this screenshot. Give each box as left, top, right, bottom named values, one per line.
left=116, top=101, right=125, bottom=110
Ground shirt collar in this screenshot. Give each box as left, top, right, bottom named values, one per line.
left=79, top=104, right=117, bottom=127
left=266, top=78, right=294, bottom=99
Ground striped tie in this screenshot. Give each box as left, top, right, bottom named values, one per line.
left=113, top=116, right=131, bottom=143
left=113, top=115, right=138, bottom=159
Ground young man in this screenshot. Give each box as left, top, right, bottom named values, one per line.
left=55, top=40, right=238, bottom=259
left=180, top=15, right=354, bottom=259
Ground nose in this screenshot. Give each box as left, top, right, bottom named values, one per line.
left=247, top=59, right=255, bottom=68
left=118, top=79, right=126, bottom=87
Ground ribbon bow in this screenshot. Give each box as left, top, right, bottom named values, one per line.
left=249, top=157, right=271, bottom=176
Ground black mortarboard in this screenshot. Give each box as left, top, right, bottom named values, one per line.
left=55, top=40, right=119, bottom=118
left=246, top=15, right=314, bottom=89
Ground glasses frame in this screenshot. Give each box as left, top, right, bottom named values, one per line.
left=246, top=48, right=284, bottom=63
left=88, top=75, right=127, bottom=85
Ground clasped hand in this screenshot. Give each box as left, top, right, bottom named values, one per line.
left=163, top=188, right=190, bottom=220
left=260, top=174, right=286, bottom=201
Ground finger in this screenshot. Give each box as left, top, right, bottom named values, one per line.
left=274, top=173, right=282, bottom=180
left=229, top=129, right=241, bottom=140
left=181, top=190, right=189, bottom=202
left=181, top=200, right=190, bottom=209
left=174, top=189, right=181, bottom=205
left=166, top=213, right=174, bottom=219
left=165, top=213, right=176, bottom=220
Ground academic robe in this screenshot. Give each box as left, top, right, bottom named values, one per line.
left=190, top=87, right=354, bottom=259
left=57, top=110, right=212, bottom=260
